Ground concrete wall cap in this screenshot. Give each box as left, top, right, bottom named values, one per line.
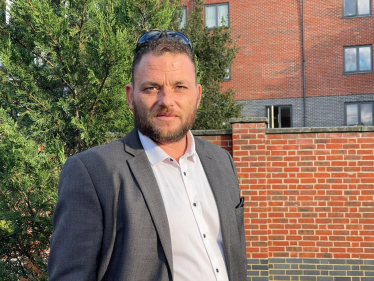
left=266, top=126, right=374, bottom=134
left=230, top=117, right=268, bottom=124
left=192, top=129, right=232, bottom=136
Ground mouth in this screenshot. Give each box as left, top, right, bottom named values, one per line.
left=156, top=113, right=178, bottom=117
left=155, top=114, right=178, bottom=121
left=154, top=109, right=179, bottom=120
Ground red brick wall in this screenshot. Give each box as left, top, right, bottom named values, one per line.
left=181, top=0, right=374, bottom=101
left=226, top=0, right=304, bottom=101
left=197, top=120, right=374, bottom=260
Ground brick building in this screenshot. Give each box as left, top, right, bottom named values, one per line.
left=182, top=0, right=374, bottom=128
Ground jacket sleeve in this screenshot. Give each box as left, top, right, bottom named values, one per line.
left=48, top=155, right=103, bottom=280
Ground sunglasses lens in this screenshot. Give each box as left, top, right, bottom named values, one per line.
left=137, top=30, right=163, bottom=45
left=165, top=31, right=192, bottom=49
left=136, top=30, right=192, bottom=51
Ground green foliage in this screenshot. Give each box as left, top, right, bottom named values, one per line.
left=0, top=109, right=64, bottom=280
left=124, top=0, right=179, bottom=33
left=180, top=0, right=243, bottom=129
left=0, top=0, right=135, bottom=156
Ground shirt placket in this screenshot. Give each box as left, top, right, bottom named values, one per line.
left=179, top=156, right=226, bottom=281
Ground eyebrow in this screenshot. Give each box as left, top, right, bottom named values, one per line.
left=140, top=80, right=191, bottom=88
left=139, top=81, right=161, bottom=88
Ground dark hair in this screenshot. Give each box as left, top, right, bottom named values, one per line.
left=131, top=36, right=196, bottom=84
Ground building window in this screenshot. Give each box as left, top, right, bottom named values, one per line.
left=343, top=0, right=371, bottom=17
left=224, top=66, right=230, bottom=81
left=205, top=3, right=229, bottom=28
left=180, top=6, right=187, bottom=29
left=344, top=45, right=372, bottom=73
left=266, top=105, right=292, bottom=128
left=345, top=102, right=373, bottom=125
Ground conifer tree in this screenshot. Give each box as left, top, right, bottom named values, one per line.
left=0, top=0, right=135, bottom=156
left=0, top=109, right=64, bottom=280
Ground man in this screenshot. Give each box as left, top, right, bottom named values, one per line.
left=48, top=30, right=246, bottom=281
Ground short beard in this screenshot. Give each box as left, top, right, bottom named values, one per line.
left=133, top=103, right=196, bottom=143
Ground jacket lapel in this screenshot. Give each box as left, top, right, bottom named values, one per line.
left=195, top=139, right=234, bottom=278
left=122, top=129, right=173, bottom=275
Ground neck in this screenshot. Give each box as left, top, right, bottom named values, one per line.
left=156, top=135, right=188, bottom=163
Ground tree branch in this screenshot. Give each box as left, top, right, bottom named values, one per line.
left=89, top=63, right=112, bottom=120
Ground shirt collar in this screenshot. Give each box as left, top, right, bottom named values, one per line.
left=138, top=130, right=197, bottom=166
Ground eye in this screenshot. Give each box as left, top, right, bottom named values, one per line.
left=143, top=86, right=158, bottom=92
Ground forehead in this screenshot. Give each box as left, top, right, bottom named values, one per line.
left=133, top=52, right=196, bottom=80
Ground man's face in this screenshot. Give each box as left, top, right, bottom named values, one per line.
left=126, top=52, right=201, bottom=144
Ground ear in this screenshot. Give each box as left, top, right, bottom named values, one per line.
left=196, top=84, right=202, bottom=108
left=125, top=84, right=134, bottom=110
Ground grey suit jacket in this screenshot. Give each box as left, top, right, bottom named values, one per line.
left=48, top=129, right=246, bottom=281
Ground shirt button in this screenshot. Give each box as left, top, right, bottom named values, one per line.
left=216, top=268, right=219, bottom=273
left=193, top=203, right=197, bottom=207
left=203, top=234, right=206, bottom=238
left=183, top=172, right=186, bottom=176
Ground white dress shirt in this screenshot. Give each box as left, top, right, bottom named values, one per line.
left=138, top=131, right=229, bottom=281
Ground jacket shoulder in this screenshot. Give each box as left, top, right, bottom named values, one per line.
left=70, top=129, right=140, bottom=163
left=73, top=138, right=126, bottom=161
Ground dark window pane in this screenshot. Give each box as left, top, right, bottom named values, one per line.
left=360, top=103, right=373, bottom=125
left=280, top=107, right=291, bottom=128
left=347, top=104, right=359, bottom=125
left=344, top=0, right=357, bottom=16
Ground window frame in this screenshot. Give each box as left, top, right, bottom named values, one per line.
left=265, top=105, right=293, bottom=128
left=345, top=101, right=374, bottom=126
left=204, top=3, right=229, bottom=29
left=343, top=45, right=373, bottom=74
left=343, top=0, right=372, bottom=18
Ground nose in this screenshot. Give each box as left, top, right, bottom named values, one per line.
left=158, top=87, right=174, bottom=108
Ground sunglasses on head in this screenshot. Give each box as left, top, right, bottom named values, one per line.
left=136, top=30, right=193, bottom=52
